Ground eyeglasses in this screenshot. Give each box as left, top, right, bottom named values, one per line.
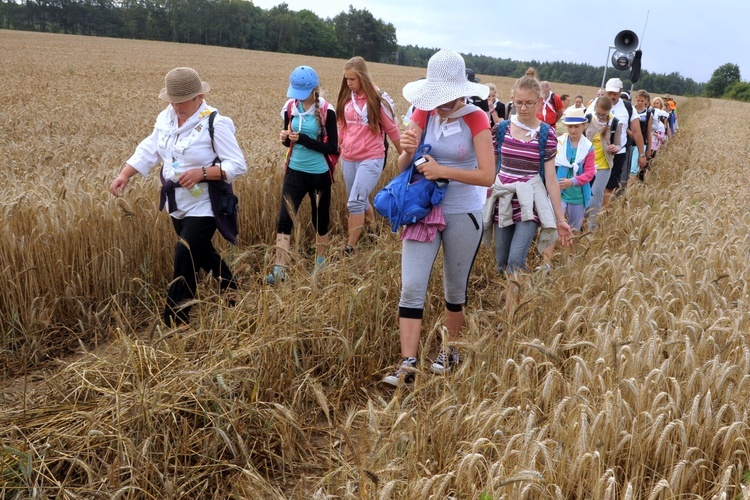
left=595, top=112, right=609, bottom=120
left=513, top=99, right=539, bottom=109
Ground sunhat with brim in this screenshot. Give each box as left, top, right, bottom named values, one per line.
left=403, top=49, right=489, bottom=111
left=562, top=107, right=588, bottom=125
left=159, top=67, right=210, bottom=103
left=287, top=65, right=319, bottom=100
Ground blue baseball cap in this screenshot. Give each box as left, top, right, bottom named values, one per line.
left=287, top=66, right=319, bottom=100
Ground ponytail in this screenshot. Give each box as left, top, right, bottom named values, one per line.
left=314, top=90, right=322, bottom=133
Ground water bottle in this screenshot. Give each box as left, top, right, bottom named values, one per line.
left=172, top=160, right=203, bottom=197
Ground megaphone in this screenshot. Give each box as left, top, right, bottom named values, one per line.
left=611, top=30, right=639, bottom=71
left=614, top=30, right=638, bottom=52
left=611, top=51, right=634, bottom=71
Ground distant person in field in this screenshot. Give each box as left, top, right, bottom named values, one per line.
left=567, top=95, right=586, bottom=113
left=484, top=74, right=573, bottom=313
left=465, top=68, right=490, bottom=112
left=268, top=65, right=338, bottom=284
left=584, top=95, right=623, bottom=232
left=651, top=97, right=670, bottom=151
left=603, top=78, right=646, bottom=199
left=109, top=67, right=248, bottom=327
left=382, top=48, right=495, bottom=386
left=487, top=83, right=506, bottom=127
left=506, top=89, right=516, bottom=118
left=487, top=83, right=506, bottom=157
left=665, top=95, right=678, bottom=135
left=651, top=97, right=672, bottom=139
left=537, top=81, right=564, bottom=128
left=631, top=89, right=654, bottom=184
left=336, top=56, right=402, bottom=256
left=560, top=94, right=570, bottom=110
left=541, top=107, right=595, bottom=269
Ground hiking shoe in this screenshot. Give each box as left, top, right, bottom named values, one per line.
left=430, top=347, right=460, bottom=374
left=266, top=265, right=286, bottom=285
left=343, top=245, right=355, bottom=257
left=382, top=357, right=417, bottom=386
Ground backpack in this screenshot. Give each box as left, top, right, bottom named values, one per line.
left=637, top=106, right=653, bottom=142
left=586, top=110, right=620, bottom=147
left=373, top=113, right=448, bottom=232
left=608, top=116, right=620, bottom=146
left=207, top=111, right=240, bottom=243
left=494, top=119, right=553, bottom=181
left=284, top=99, right=340, bottom=182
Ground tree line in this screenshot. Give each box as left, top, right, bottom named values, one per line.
left=1, top=0, right=706, bottom=95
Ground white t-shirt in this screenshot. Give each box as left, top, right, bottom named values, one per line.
left=611, top=99, right=638, bottom=154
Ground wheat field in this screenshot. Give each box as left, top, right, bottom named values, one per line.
left=2, top=29, right=750, bottom=499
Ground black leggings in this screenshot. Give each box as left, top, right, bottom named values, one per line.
left=276, top=168, right=332, bottom=236
left=164, top=216, right=237, bottom=326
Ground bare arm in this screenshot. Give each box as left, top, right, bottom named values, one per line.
left=629, top=117, right=647, bottom=168
left=544, top=158, right=573, bottom=246
left=109, top=164, right=139, bottom=197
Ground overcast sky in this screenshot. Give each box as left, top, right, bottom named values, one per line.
left=251, top=0, right=748, bottom=84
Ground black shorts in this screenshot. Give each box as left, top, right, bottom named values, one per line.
left=606, top=153, right=627, bottom=190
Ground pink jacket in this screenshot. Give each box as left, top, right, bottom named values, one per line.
left=338, top=91, right=400, bottom=162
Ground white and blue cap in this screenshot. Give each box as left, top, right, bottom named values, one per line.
left=287, top=65, right=319, bottom=100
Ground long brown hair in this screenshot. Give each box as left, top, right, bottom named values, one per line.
left=335, top=56, right=392, bottom=134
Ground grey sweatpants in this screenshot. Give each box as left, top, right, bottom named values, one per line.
left=342, top=158, right=384, bottom=214
left=399, top=212, right=483, bottom=310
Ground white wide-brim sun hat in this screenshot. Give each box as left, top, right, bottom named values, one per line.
left=403, top=48, right=489, bottom=111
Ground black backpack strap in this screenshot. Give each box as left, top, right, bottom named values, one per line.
left=208, top=110, right=221, bottom=164
left=623, top=100, right=633, bottom=122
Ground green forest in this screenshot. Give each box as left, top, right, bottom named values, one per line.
left=0, top=0, right=705, bottom=95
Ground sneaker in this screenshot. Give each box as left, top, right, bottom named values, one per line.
left=266, top=265, right=286, bottom=285
left=430, top=347, right=460, bottom=374
left=342, top=245, right=355, bottom=256
left=382, top=357, right=417, bottom=386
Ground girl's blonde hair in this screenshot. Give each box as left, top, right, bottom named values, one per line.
left=335, top=56, right=392, bottom=134
left=512, top=75, right=541, bottom=99
left=594, top=96, right=613, bottom=140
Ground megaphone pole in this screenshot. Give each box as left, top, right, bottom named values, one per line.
left=600, top=45, right=615, bottom=90
left=631, top=11, right=649, bottom=93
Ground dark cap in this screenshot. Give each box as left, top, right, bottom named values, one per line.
left=465, top=68, right=480, bottom=83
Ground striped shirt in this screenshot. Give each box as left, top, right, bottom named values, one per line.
left=497, top=126, right=557, bottom=223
